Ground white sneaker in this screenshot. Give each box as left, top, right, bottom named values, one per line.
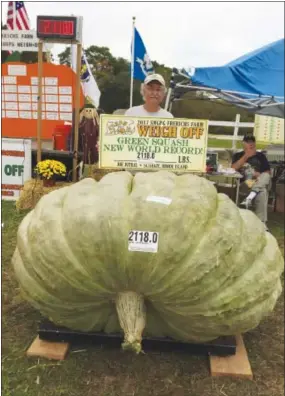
left=240, top=198, right=252, bottom=209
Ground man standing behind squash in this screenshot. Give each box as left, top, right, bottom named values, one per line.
left=231, top=135, right=271, bottom=230
left=125, top=74, right=174, bottom=118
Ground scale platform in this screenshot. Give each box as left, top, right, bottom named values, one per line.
left=38, top=319, right=236, bottom=356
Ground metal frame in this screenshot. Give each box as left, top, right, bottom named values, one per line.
left=166, top=69, right=284, bottom=116
left=36, top=24, right=82, bottom=182
left=39, top=319, right=237, bottom=356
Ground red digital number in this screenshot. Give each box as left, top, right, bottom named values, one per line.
left=53, top=20, right=61, bottom=34
left=38, top=18, right=74, bottom=37
left=39, top=20, right=52, bottom=34
left=63, top=21, right=74, bottom=35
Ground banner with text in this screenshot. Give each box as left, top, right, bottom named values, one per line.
left=99, top=115, right=208, bottom=172
left=254, top=115, right=284, bottom=144
left=2, top=138, right=32, bottom=201
left=1, top=30, right=52, bottom=52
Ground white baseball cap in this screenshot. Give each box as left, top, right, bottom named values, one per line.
left=144, top=73, right=166, bottom=87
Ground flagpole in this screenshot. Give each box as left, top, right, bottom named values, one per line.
left=129, top=16, right=136, bottom=108
left=71, top=43, right=77, bottom=71
left=70, top=15, right=77, bottom=71
left=164, top=69, right=175, bottom=110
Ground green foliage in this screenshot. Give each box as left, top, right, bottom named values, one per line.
left=56, top=45, right=255, bottom=119
left=58, top=46, right=71, bottom=67
left=172, top=93, right=255, bottom=122
left=57, top=45, right=172, bottom=113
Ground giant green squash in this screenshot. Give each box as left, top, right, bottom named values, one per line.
left=12, top=171, right=284, bottom=353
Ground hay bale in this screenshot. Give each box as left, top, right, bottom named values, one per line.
left=83, top=164, right=121, bottom=181
left=16, top=179, right=74, bottom=211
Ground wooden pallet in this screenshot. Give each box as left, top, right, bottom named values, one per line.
left=210, top=334, right=253, bottom=380
left=26, top=336, right=69, bottom=361
left=26, top=334, right=253, bottom=379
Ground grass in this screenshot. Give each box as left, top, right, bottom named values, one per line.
left=207, top=138, right=268, bottom=150
left=1, top=200, right=284, bottom=396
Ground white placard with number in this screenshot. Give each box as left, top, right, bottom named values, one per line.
left=5, top=102, right=18, bottom=110
left=19, top=102, right=32, bottom=110
left=60, top=113, right=72, bottom=121
left=46, top=112, right=58, bottom=120
left=59, top=95, right=72, bottom=103
left=18, top=94, right=31, bottom=102
left=44, top=86, right=58, bottom=94
left=45, top=95, right=58, bottom=103
left=6, top=110, right=18, bottom=118
left=4, top=76, right=16, bottom=84
left=20, top=111, right=32, bottom=119
left=4, top=85, right=17, bottom=93
left=18, top=85, right=31, bottom=93
left=31, top=77, right=45, bottom=85
left=5, top=93, right=17, bottom=101
left=60, top=104, right=72, bottom=112
left=32, top=112, right=45, bottom=119
left=128, top=230, right=159, bottom=253
left=59, top=86, right=72, bottom=95
left=8, top=65, right=27, bottom=76
left=45, top=77, right=58, bottom=86
left=46, top=103, right=58, bottom=112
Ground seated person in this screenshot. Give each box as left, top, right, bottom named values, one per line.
left=231, top=134, right=271, bottom=230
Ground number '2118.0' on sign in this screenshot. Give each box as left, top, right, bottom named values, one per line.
left=128, top=231, right=159, bottom=253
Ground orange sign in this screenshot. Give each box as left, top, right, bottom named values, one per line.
left=1, top=62, right=84, bottom=139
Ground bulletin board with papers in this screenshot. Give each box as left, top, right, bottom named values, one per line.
left=1, top=62, right=84, bottom=139
left=254, top=115, right=284, bottom=144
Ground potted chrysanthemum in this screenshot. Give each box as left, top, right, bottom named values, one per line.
left=34, top=159, right=67, bottom=187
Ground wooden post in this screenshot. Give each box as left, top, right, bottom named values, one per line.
left=72, top=42, right=82, bottom=182
left=232, top=114, right=240, bottom=151
left=37, top=40, right=43, bottom=164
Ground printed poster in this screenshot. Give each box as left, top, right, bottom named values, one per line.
left=99, top=115, right=208, bottom=172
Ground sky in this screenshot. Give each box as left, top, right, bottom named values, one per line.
left=1, top=1, right=284, bottom=68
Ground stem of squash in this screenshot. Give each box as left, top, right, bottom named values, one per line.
left=115, top=291, right=146, bottom=354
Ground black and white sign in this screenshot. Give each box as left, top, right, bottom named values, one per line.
left=1, top=30, right=52, bottom=52
left=128, top=230, right=159, bottom=253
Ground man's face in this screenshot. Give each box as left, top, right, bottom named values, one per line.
left=143, top=82, right=165, bottom=105
left=243, top=141, right=256, bottom=151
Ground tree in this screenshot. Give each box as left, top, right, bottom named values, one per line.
left=57, top=45, right=173, bottom=113
left=152, top=60, right=172, bottom=84
left=57, top=44, right=254, bottom=120
left=1, top=23, right=11, bottom=64
left=58, top=47, right=71, bottom=67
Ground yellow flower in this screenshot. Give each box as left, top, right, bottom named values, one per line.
left=35, top=159, right=66, bottom=179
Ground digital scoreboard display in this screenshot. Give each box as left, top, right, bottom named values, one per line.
left=37, top=16, right=77, bottom=40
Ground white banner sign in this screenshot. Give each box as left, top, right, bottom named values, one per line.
left=99, top=115, right=208, bottom=172
left=1, top=138, right=32, bottom=201
left=254, top=115, right=284, bottom=144
left=1, top=30, right=52, bottom=52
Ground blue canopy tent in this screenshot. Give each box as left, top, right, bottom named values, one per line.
left=169, top=39, right=284, bottom=118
